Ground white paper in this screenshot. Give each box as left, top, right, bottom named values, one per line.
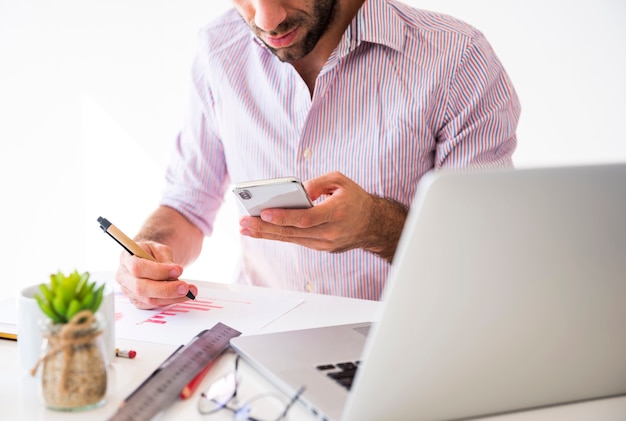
left=112, top=285, right=303, bottom=346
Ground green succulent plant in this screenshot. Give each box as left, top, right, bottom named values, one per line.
left=34, top=270, right=105, bottom=324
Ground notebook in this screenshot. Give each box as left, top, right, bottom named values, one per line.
left=230, top=163, right=626, bottom=421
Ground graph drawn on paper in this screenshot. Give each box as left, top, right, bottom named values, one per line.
left=113, top=286, right=303, bottom=346
left=140, top=299, right=226, bottom=325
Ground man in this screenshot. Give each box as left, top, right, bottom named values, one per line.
left=116, top=0, right=520, bottom=309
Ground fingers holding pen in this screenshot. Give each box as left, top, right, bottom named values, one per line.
left=116, top=242, right=197, bottom=309
left=123, top=241, right=183, bottom=280
left=118, top=282, right=198, bottom=310
left=116, top=262, right=198, bottom=309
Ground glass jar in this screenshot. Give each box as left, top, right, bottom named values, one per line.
left=33, top=310, right=108, bottom=411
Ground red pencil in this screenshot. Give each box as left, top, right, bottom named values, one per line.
left=180, top=359, right=218, bottom=399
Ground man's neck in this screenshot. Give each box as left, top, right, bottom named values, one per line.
left=292, top=0, right=365, bottom=95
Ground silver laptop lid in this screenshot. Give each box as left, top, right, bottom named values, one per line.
left=343, top=163, right=626, bottom=420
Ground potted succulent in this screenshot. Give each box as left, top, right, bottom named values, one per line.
left=30, top=270, right=108, bottom=411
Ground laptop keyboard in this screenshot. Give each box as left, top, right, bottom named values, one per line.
left=316, top=361, right=361, bottom=390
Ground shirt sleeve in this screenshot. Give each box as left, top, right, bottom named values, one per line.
left=159, top=45, right=230, bottom=237
left=436, top=31, right=521, bottom=169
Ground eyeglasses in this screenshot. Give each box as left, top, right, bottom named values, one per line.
left=197, top=355, right=305, bottom=421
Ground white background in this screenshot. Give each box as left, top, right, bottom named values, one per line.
left=1, top=0, right=625, bottom=300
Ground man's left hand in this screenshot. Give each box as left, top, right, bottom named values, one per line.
left=238, top=171, right=408, bottom=262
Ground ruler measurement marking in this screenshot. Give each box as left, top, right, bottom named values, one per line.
left=108, top=323, right=241, bottom=421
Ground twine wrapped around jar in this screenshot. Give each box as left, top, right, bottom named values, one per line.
left=30, top=309, right=107, bottom=410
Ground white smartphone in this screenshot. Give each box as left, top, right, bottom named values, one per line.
left=233, top=176, right=313, bottom=216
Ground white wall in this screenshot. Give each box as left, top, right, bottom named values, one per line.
left=418, top=0, right=626, bottom=167
left=1, top=0, right=625, bottom=300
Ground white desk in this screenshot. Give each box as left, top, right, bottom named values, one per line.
left=1, top=280, right=625, bottom=420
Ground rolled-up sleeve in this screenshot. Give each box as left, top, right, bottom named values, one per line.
left=436, top=31, right=521, bottom=169
left=160, top=45, right=230, bottom=236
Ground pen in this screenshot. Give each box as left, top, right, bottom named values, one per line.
left=97, top=216, right=196, bottom=300
left=0, top=331, right=17, bottom=341
left=180, top=359, right=217, bottom=399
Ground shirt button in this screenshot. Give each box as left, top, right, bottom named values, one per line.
left=305, top=282, right=315, bottom=293
left=303, top=148, right=312, bottom=159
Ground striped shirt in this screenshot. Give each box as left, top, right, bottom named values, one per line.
left=160, top=0, right=521, bottom=300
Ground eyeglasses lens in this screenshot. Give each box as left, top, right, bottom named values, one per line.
left=198, top=372, right=238, bottom=414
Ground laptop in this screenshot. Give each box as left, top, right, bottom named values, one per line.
left=230, top=163, right=626, bottom=421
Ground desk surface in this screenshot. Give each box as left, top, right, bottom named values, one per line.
left=1, top=279, right=625, bottom=421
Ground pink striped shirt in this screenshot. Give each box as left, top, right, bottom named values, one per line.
left=161, top=0, right=521, bottom=300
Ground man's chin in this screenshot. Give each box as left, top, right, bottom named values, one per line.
left=265, top=44, right=306, bottom=63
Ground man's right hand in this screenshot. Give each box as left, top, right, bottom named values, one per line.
left=115, top=240, right=198, bottom=310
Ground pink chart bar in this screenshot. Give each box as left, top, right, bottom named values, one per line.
left=144, top=319, right=166, bottom=325
left=142, top=300, right=224, bottom=325
left=172, top=304, right=223, bottom=311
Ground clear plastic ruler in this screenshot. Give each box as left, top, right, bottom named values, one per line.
left=108, top=322, right=241, bottom=421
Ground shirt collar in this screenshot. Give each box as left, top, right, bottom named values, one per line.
left=337, top=0, right=406, bottom=58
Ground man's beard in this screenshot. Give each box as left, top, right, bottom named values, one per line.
left=250, top=0, right=338, bottom=63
